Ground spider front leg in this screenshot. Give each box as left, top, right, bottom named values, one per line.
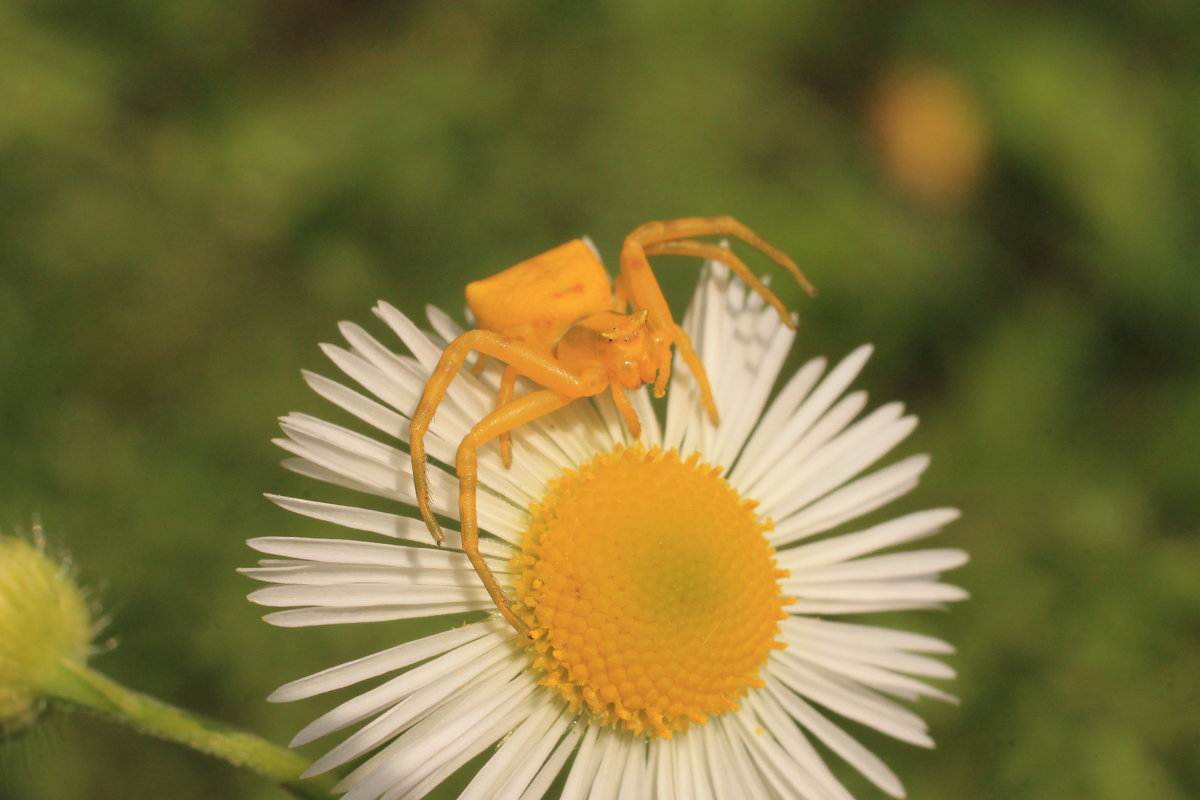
left=409, top=330, right=607, bottom=545
left=627, top=215, right=817, bottom=297
left=617, top=216, right=816, bottom=424
left=456, top=389, right=574, bottom=638
left=643, top=239, right=797, bottom=329
left=615, top=243, right=722, bottom=423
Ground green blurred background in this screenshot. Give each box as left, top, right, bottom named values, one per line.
left=3, top=1, right=1198, bottom=798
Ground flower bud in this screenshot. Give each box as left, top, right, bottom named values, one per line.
left=0, top=533, right=94, bottom=736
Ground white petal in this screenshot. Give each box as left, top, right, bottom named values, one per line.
left=771, top=454, right=929, bottom=543
left=264, top=482, right=419, bottom=530
left=338, top=321, right=441, bottom=413
left=764, top=679, right=906, bottom=798
left=783, top=599, right=948, bottom=615
left=776, top=509, right=962, bottom=572
left=709, top=717, right=771, bottom=800
left=517, top=722, right=585, bottom=800
left=739, top=390, right=870, bottom=504
left=771, top=651, right=935, bottom=747
left=665, top=735, right=694, bottom=800
left=261, top=497, right=515, bottom=559
left=708, top=310, right=796, bottom=471
left=332, top=662, right=523, bottom=790
left=247, top=531, right=511, bottom=569
left=795, top=647, right=957, bottom=704
left=786, top=548, right=968, bottom=585
left=784, top=576, right=967, bottom=605
left=268, top=623, right=495, bottom=702
left=315, top=654, right=533, bottom=779
left=280, top=456, right=390, bottom=498
left=275, top=415, right=529, bottom=539
left=340, top=666, right=537, bottom=800
left=304, top=646, right=522, bottom=763
left=424, top=304, right=465, bottom=345
left=732, top=345, right=874, bottom=492
left=676, top=728, right=713, bottom=800
left=698, top=724, right=738, bottom=800
left=303, top=370, right=408, bottom=440
left=732, top=354, right=827, bottom=479
left=460, top=701, right=571, bottom=800
left=588, top=728, right=632, bottom=800
left=373, top=302, right=455, bottom=374
left=318, top=342, right=424, bottom=424
left=275, top=414, right=420, bottom=498
left=782, top=616, right=957, bottom=655
left=730, top=703, right=841, bottom=800
left=616, top=737, right=650, bottom=800
left=654, top=734, right=677, bottom=800
left=746, top=691, right=854, bottom=800
left=781, top=618, right=958, bottom=678
left=242, top=561, right=504, bottom=586
left=662, top=263, right=722, bottom=453
left=248, top=581, right=490, bottom=608
left=764, top=406, right=918, bottom=522
left=261, top=602, right=489, bottom=627
left=693, top=263, right=738, bottom=457
left=559, top=725, right=604, bottom=800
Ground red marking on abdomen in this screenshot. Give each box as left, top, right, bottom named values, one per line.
left=552, top=283, right=586, bottom=298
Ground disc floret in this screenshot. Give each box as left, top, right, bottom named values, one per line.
left=512, top=444, right=790, bottom=738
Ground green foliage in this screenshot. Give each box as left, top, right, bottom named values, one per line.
left=2, top=0, right=1198, bottom=797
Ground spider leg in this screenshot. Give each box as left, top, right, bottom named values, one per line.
left=671, top=325, right=720, bottom=424
left=649, top=329, right=673, bottom=398
left=627, top=215, right=817, bottom=297
left=643, top=239, right=797, bottom=330
left=495, top=364, right=519, bottom=468
left=610, top=383, right=642, bottom=437
left=456, top=389, right=575, bottom=638
left=616, top=241, right=720, bottom=423
left=409, top=330, right=606, bottom=546
left=468, top=353, right=491, bottom=377
left=612, top=272, right=631, bottom=313
left=468, top=358, right=520, bottom=468
left=618, top=216, right=813, bottom=424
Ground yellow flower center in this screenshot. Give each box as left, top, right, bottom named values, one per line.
left=511, top=444, right=789, bottom=738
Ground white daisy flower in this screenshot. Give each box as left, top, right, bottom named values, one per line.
left=245, top=261, right=967, bottom=800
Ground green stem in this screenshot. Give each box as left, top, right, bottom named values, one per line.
left=42, top=660, right=336, bottom=800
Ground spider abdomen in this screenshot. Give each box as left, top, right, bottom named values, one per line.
left=466, top=239, right=613, bottom=351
